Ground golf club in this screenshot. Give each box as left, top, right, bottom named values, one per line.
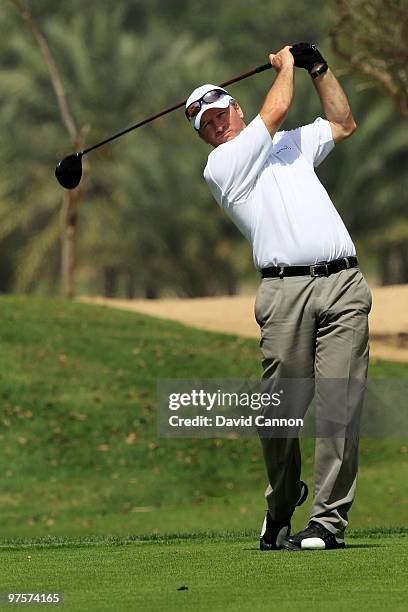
left=55, top=62, right=273, bottom=190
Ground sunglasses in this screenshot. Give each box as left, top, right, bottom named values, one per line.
left=185, top=88, right=229, bottom=121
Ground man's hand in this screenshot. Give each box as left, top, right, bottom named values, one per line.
left=269, top=46, right=294, bottom=72
left=290, top=43, right=327, bottom=74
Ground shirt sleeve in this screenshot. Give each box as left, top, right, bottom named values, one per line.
left=284, top=117, right=334, bottom=168
left=203, top=114, right=273, bottom=207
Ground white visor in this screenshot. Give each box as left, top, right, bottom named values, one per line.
left=186, top=84, right=233, bottom=130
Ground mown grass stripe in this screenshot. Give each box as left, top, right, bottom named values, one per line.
left=0, top=526, right=407, bottom=551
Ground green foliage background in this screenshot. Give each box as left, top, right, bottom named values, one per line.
left=0, top=0, right=407, bottom=296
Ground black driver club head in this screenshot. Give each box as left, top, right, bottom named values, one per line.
left=55, top=153, right=83, bottom=189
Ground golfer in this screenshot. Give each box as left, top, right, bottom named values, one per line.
left=185, top=44, right=372, bottom=551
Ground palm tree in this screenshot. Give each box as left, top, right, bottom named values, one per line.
left=0, top=4, right=237, bottom=297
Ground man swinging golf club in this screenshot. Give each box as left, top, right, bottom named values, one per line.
left=186, top=44, right=372, bottom=551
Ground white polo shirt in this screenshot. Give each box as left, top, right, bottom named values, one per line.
left=203, top=114, right=356, bottom=268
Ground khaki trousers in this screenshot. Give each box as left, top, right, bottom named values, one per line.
left=254, top=266, right=372, bottom=536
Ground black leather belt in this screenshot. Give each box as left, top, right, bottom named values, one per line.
left=261, top=256, right=358, bottom=278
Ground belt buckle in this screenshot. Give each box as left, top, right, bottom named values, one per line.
left=310, top=262, right=329, bottom=277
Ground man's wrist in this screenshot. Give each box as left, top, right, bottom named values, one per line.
left=278, top=63, right=295, bottom=72
left=310, top=62, right=329, bottom=79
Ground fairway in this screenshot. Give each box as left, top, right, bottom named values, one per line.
left=1, top=530, right=407, bottom=611
left=0, top=297, right=407, bottom=610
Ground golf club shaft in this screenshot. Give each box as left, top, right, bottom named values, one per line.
left=82, top=62, right=272, bottom=156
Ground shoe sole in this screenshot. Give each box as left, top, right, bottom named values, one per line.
left=282, top=540, right=346, bottom=552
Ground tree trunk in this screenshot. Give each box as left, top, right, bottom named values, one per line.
left=61, top=190, right=78, bottom=299
left=379, top=241, right=408, bottom=285
left=226, top=281, right=237, bottom=296
left=103, top=266, right=118, bottom=297
left=125, top=270, right=135, bottom=299
left=398, top=241, right=408, bottom=283
left=145, top=284, right=158, bottom=299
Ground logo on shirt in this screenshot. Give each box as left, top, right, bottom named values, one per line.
left=275, top=145, right=293, bottom=155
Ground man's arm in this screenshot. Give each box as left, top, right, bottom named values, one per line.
left=311, top=66, right=357, bottom=144
left=259, top=46, right=295, bottom=135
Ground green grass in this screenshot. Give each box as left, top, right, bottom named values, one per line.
left=0, top=296, right=407, bottom=610
left=0, top=530, right=407, bottom=612
left=0, top=295, right=407, bottom=541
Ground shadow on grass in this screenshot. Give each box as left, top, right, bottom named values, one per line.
left=242, top=543, right=383, bottom=551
